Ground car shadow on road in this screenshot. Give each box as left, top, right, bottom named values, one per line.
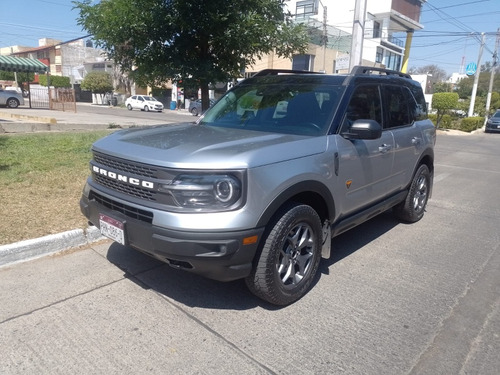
left=105, top=211, right=400, bottom=310
left=106, top=243, right=263, bottom=310
left=320, top=211, right=400, bottom=272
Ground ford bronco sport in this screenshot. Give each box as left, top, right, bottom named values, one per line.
left=80, top=66, right=436, bottom=305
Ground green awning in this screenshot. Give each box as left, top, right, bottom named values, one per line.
left=0, top=56, right=48, bottom=73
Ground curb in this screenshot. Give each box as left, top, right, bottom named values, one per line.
left=0, top=122, right=112, bottom=133
left=0, top=111, right=57, bottom=124
left=0, top=226, right=106, bottom=268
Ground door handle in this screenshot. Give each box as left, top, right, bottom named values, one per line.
left=378, top=144, right=392, bottom=153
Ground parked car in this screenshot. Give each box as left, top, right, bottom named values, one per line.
left=81, top=67, right=435, bottom=305
left=485, top=110, right=500, bottom=133
left=125, top=95, right=163, bottom=112
left=0, top=89, right=25, bottom=108
left=189, top=98, right=215, bottom=116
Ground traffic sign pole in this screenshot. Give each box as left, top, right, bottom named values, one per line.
left=468, top=33, right=485, bottom=118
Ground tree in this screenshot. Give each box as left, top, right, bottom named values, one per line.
left=409, top=64, right=449, bottom=82
left=433, top=81, right=453, bottom=93
left=454, top=71, right=500, bottom=99
left=74, top=0, right=308, bottom=110
left=432, top=92, right=459, bottom=128
left=81, top=71, right=113, bottom=103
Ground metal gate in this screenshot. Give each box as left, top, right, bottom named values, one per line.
left=28, top=86, right=49, bottom=109
left=27, top=85, right=76, bottom=112
left=50, top=88, right=76, bottom=112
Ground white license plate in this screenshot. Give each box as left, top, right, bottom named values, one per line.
left=99, top=214, right=125, bottom=245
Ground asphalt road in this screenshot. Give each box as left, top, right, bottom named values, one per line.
left=76, top=102, right=194, bottom=124
left=0, top=131, right=499, bottom=374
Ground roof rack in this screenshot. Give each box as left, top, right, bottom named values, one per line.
left=350, top=66, right=412, bottom=79
left=252, top=69, right=324, bottom=77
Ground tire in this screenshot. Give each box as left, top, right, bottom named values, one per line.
left=245, top=203, right=322, bottom=306
left=7, top=98, right=19, bottom=108
left=144, top=106, right=150, bottom=112
left=191, top=108, right=199, bottom=116
left=393, top=164, right=430, bottom=223
left=127, top=104, right=132, bottom=111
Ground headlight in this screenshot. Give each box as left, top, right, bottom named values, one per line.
left=161, top=174, right=242, bottom=210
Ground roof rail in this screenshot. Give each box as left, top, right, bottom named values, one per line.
left=252, top=69, right=324, bottom=77
left=350, top=66, right=412, bottom=79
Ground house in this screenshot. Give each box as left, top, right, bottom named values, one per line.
left=246, top=0, right=425, bottom=74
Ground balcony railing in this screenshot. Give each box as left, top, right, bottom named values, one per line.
left=387, top=35, right=404, bottom=48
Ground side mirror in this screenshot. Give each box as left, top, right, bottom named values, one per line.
left=342, top=120, right=382, bottom=140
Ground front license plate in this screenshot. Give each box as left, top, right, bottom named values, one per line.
left=99, top=214, right=125, bottom=245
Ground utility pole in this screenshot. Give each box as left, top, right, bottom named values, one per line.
left=401, top=30, right=414, bottom=73
left=349, top=0, right=368, bottom=72
left=485, top=28, right=500, bottom=121
left=468, top=33, right=485, bottom=117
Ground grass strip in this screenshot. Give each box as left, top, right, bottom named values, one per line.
left=0, top=131, right=112, bottom=245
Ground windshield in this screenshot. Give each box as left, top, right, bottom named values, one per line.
left=200, top=79, right=343, bottom=136
left=144, top=96, right=157, bottom=101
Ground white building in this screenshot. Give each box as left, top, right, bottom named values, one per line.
left=284, top=0, right=426, bottom=72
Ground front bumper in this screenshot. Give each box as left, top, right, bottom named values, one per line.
left=80, top=194, right=264, bottom=282
left=485, top=122, right=500, bottom=133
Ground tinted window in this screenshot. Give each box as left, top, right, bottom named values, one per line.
left=383, top=86, right=411, bottom=128
left=341, top=84, right=382, bottom=131
left=408, top=84, right=428, bottom=121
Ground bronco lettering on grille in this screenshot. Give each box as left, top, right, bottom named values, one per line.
left=92, top=165, right=155, bottom=189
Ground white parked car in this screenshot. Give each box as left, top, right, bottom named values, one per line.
left=125, top=95, right=164, bottom=112
left=0, top=89, right=25, bottom=108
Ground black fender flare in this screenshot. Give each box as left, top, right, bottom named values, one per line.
left=255, top=180, right=335, bottom=228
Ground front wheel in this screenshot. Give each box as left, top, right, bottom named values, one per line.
left=245, top=203, right=322, bottom=306
left=144, top=106, right=150, bottom=112
left=7, top=98, right=20, bottom=108
left=393, top=164, right=430, bottom=223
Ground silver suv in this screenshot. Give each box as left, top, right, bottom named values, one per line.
left=80, top=67, right=435, bottom=305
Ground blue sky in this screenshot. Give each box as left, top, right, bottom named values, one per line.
left=1, top=0, right=499, bottom=76
left=408, top=0, right=500, bottom=74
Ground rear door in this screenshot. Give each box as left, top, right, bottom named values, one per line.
left=382, top=85, right=425, bottom=190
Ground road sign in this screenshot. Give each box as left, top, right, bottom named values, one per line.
left=465, top=62, right=477, bottom=76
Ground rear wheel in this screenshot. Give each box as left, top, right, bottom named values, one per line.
left=191, top=107, right=199, bottom=116
left=245, top=203, right=322, bottom=306
left=7, top=98, right=19, bottom=108
left=393, top=164, right=430, bottom=223
left=127, top=104, right=132, bottom=111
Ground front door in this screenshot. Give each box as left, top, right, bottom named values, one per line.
left=333, top=84, right=395, bottom=216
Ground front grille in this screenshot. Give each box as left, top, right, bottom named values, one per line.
left=94, top=152, right=158, bottom=178
left=94, top=175, right=156, bottom=201
left=90, top=191, right=153, bottom=224
left=92, top=151, right=162, bottom=201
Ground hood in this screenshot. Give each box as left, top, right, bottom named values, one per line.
left=488, top=116, right=500, bottom=124
left=92, top=123, right=327, bottom=169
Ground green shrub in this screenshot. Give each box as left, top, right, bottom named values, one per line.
left=429, top=114, right=452, bottom=128
left=459, top=117, right=484, bottom=132
left=39, top=75, right=71, bottom=88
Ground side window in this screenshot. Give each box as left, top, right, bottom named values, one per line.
left=409, top=85, right=428, bottom=121
left=342, top=85, right=382, bottom=130
left=383, top=86, right=411, bottom=128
